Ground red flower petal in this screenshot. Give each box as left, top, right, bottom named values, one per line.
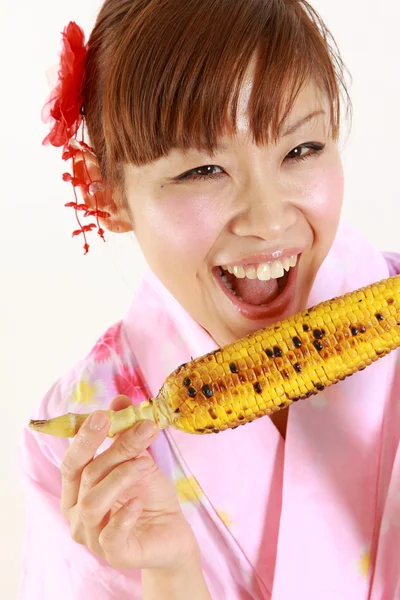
left=90, top=323, right=124, bottom=364
left=82, top=224, right=96, bottom=232
left=114, top=364, right=148, bottom=404
left=42, top=22, right=87, bottom=148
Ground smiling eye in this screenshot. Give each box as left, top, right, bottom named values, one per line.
left=177, top=165, right=224, bottom=182
left=285, top=142, right=325, bottom=163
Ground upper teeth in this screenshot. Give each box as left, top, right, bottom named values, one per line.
left=221, top=254, right=298, bottom=281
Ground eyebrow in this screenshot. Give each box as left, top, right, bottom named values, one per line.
left=282, top=109, right=326, bottom=137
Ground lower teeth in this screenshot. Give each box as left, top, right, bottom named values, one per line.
left=221, top=274, right=234, bottom=291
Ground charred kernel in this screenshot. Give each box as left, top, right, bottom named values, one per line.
left=226, top=409, right=233, bottom=415
left=302, top=324, right=310, bottom=332
left=313, top=340, right=323, bottom=351
left=279, top=403, right=285, bottom=408
left=209, top=408, right=218, bottom=420
left=174, top=408, right=180, bottom=413
left=188, top=387, right=197, bottom=398
left=196, top=428, right=205, bottom=433
left=292, top=336, right=302, bottom=348
left=313, top=329, right=323, bottom=339
left=292, top=397, right=300, bottom=402
left=315, top=383, right=325, bottom=391
left=229, top=362, right=238, bottom=374
left=202, top=384, right=213, bottom=398
left=388, top=298, right=394, bottom=305
left=273, top=346, right=283, bottom=357
left=294, top=362, right=302, bottom=373
left=238, top=414, right=245, bottom=421
left=351, top=327, right=359, bottom=336
left=254, top=382, right=262, bottom=394
left=281, top=369, right=290, bottom=380
left=265, top=349, right=274, bottom=358
left=183, top=377, right=191, bottom=387
left=213, top=428, right=220, bottom=433
left=321, top=329, right=326, bottom=335
left=359, top=326, right=366, bottom=333
left=375, top=313, right=384, bottom=321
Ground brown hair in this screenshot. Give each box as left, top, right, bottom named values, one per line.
left=83, top=0, right=351, bottom=190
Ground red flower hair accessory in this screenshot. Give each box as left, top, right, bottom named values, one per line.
left=42, top=22, right=110, bottom=254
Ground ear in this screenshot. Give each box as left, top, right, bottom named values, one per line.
left=72, top=150, right=133, bottom=234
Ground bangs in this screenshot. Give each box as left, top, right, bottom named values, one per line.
left=86, top=0, right=351, bottom=185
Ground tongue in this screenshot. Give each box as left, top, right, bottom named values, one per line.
left=234, top=277, right=280, bottom=306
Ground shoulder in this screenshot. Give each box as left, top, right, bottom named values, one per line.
left=383, top=252, right=400, bottom=276
left=331, top=222, right=399, bottom=278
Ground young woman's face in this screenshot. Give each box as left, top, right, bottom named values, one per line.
left=122, top=78, right=344, bottom=346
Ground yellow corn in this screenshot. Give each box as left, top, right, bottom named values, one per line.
left=30, top=275, right=400, bottom=438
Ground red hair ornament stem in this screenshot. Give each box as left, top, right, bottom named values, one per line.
left=42, top=21, right=110, bottom=254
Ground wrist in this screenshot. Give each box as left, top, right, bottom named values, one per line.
left=146, top=542, right=202, bottom=578
left=142, top=546, right=211, bottom=600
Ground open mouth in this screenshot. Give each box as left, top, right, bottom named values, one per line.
left=220, top=266, right=290, bottom=305
left=214, top=255, right=300, bottom=321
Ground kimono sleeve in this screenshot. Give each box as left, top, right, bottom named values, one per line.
left=17, top=380, right=143, bottom=600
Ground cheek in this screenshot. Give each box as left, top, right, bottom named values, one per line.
left=304, top=162, right=344, bottom=233
left=136, top=192, right=225, bottom=267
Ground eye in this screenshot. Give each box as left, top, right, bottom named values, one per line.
left=175, top=165, right=224, bottom=182
left=285, top=142, right=326, bottom=163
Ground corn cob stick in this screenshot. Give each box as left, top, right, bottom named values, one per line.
left=30, top=275, right=400, bottom=438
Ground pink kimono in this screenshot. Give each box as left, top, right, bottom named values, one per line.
left=17, top=222, right=400, bottom=599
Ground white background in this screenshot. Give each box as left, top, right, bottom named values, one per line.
left=1, top=0, right=399, bottom=597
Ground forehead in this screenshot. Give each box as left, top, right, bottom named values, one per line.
left=233, top=65, right=328, bottom=137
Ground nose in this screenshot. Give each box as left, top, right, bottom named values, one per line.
left=229, top=181, right=298, bottom=241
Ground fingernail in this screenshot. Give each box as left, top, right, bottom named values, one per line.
left=88, top=411, right=108, bottom=431
left=135, top=421, right=156, bottom=439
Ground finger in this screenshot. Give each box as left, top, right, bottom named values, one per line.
left=78, top=456, right=154, bottom=528
left=60, top=411, right=110, bottom=513
left=108, top=394, right=132, bottom=413
left=99, top=497, right=143, bottom=570
left=78, top=420, right=158, bottom=498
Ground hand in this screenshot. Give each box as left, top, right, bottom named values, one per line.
left=60, top=395, right=199, bottom=571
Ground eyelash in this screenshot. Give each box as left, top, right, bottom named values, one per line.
left=175, top=142, right=326, bottom=182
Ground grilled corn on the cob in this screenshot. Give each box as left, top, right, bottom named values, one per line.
left=30, top=275, right=400, bottom=438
